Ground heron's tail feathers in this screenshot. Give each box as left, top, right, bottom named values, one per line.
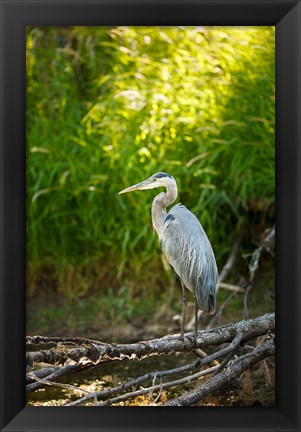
left=206, top=288, right=216, bottom=314
left=195, top=282, right=216, bottom=315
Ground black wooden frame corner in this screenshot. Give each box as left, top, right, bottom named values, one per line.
left=1, top=1, right=300, bottom=431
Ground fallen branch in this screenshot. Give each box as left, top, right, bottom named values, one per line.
left=26, top=364, right=88, bottom=393
left=26, top=366, right=61, bottom=384
left=212, top=332, right=243, bottom=376
left=26, top=313, right=274, bottom=369
left=218, top=234, right=243, bottom=283
left=164, top=336, right=275, bottom=406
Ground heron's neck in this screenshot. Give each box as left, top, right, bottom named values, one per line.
left=151, top=182, right=178, bottom=239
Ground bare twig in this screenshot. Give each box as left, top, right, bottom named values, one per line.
left=208, top=290, right=238, bottom=328
left=26, top=366, right=61, bottom=384
left=151, top=378, right=163, bottom=405
left=262, top=359, right=272, bottom=385
left=26, top=364, right=88, bottom=393
left=218, top=234, right=243, bottom=283
left=98, top=365, right=219, bottom=406
left=27, top=373, right=91, bottom=395
left=212, top=332, right=243, bottom=376
left=243, top=226, right=275, bottom=320
left=217, top=282, right=244, bottom=293
left=27, top=373, right=100, bottom=406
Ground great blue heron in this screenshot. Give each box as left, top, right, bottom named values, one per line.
left=119, top=172, right=218, bottom=339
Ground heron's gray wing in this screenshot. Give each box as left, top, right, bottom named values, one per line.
left=162, top=205, right=218, bottom=313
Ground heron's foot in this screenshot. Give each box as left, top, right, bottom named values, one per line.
left=180, top=333, right=197, bottom=350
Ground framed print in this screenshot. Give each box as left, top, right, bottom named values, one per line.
left=0, top=0, right=300, bottom=431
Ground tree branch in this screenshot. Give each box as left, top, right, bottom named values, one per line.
left=164, top=336, right=275, bottom=406
left=26, top=364, right=89, bottom=393
left=243, top=225, right=275, bottom=320
left=26, top=313, right=274, bottom=369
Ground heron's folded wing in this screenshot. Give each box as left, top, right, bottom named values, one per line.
left=162, top=205, right=218, bottom=310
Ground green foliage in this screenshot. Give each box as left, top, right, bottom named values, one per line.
left=26, top=26, right=275, bottom=297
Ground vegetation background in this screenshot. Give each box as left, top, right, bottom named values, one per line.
left=26, top=26, right=275, bottom=340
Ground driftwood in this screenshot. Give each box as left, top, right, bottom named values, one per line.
left=26, top=312, right=275, bottom=406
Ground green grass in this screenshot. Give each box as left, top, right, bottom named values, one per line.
left=26, top=26, right=275, bottom=299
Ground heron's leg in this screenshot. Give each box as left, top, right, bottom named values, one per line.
left=194, top=299, right=199, bottom=337
left=180, top=280, right=187, bottom=340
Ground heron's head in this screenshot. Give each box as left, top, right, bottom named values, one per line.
left=118, top=172, right=175, bottom=194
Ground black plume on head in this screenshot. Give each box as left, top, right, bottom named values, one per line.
left=151, top=172, right=173, bottom=179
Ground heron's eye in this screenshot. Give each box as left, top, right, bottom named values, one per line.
left=152, top=178, right=156, bottom=182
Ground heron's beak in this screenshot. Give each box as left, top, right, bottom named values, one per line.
left=118, top=179, right=154, bottom=194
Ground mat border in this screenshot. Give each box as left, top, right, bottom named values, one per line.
left=1, top=1, right=300, bottom=431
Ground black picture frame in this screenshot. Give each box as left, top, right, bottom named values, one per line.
left=1, top=1, right=300, bottom=431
